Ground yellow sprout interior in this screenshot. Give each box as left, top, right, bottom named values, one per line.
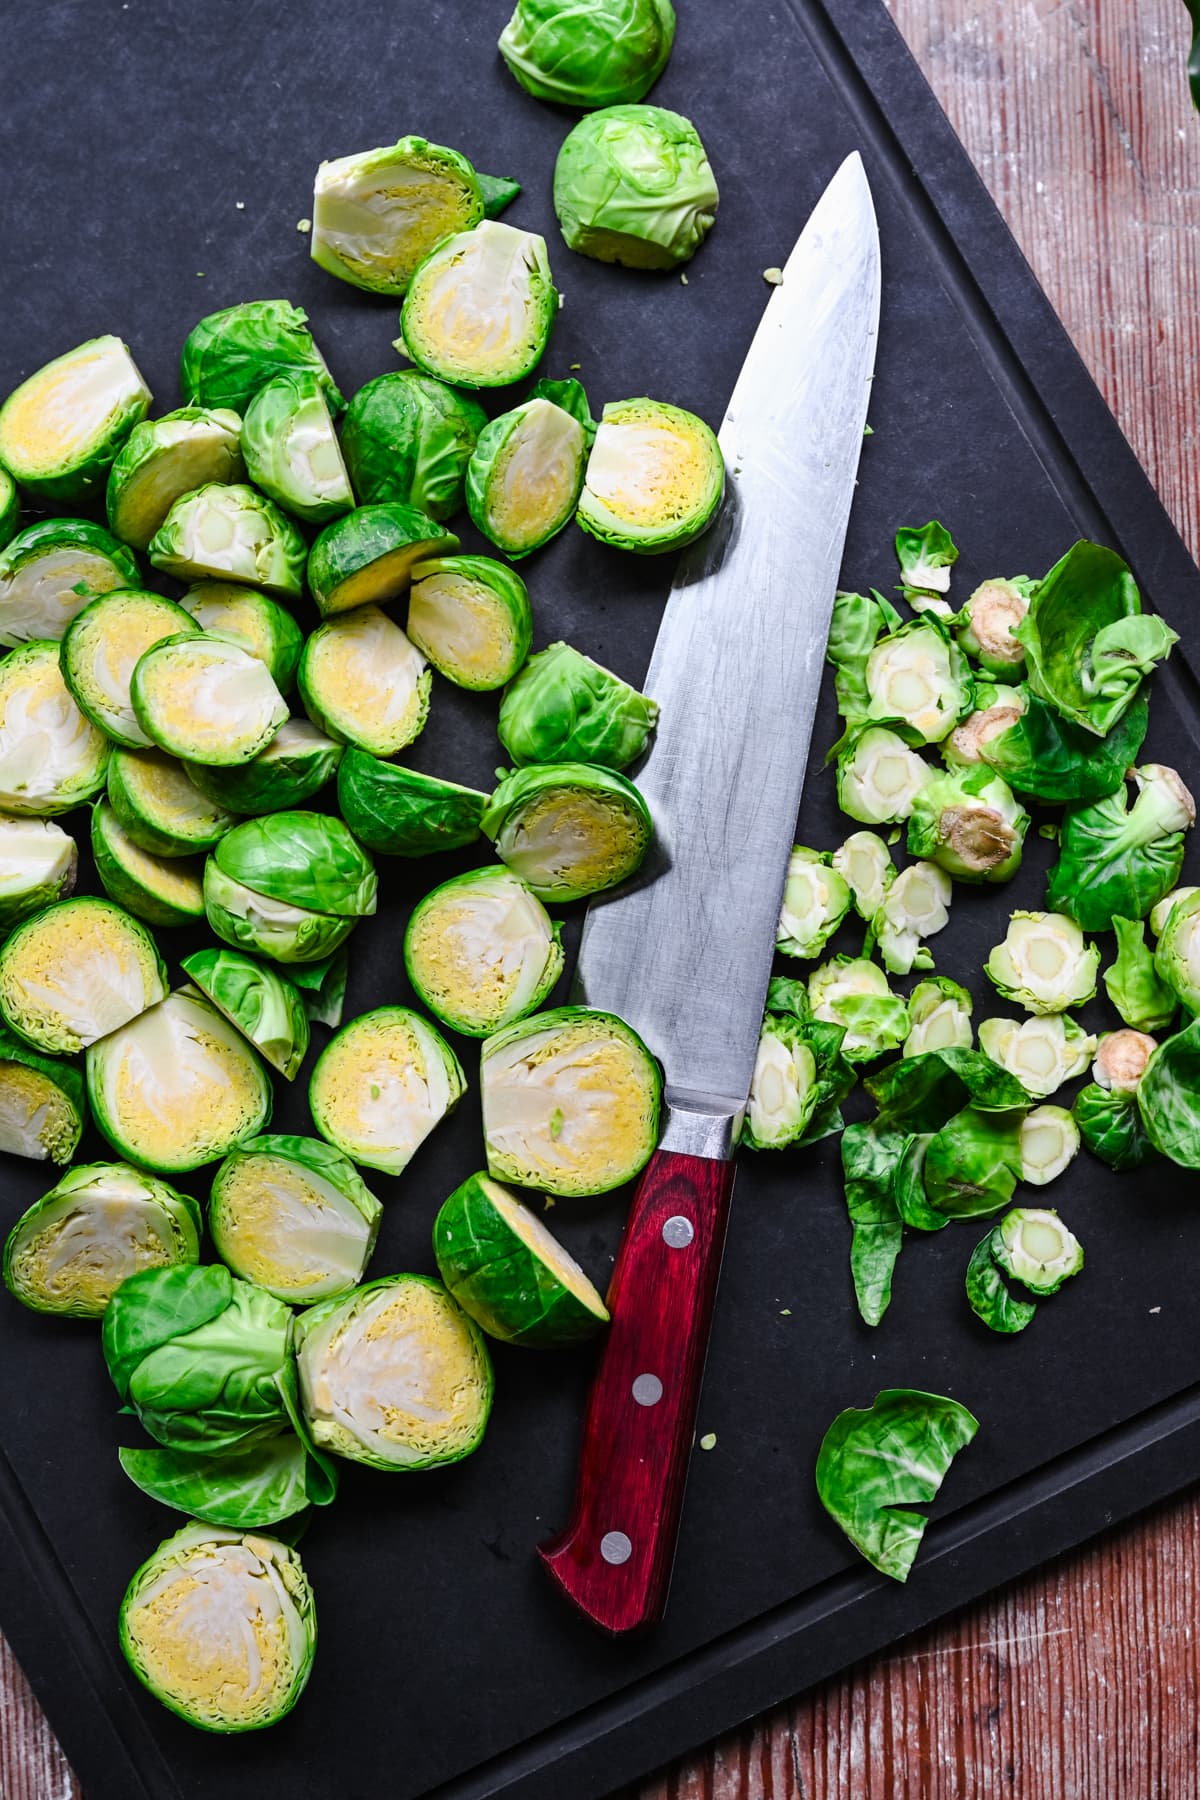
left=407, top=572, right=515, bottom=683
left=311, top=1012, right=454, bottom=1171
left=114, top=424, right=242, bottom=547
left=0, top=646, right=106, bottom=806
left=496, top=787, right=643, bottom=893
left=100, top=807, right=204, bottom=909
left=136, top=640, right=283, bottom=756
left=410, top=221, right=539, bottom=373
left=486, top=1178, right=608, bottom=1315
left=117, top=747, right=227, bottom=829
left=585, top=409, right=714, bottom=530
left=11, top=1190, right=178, bottom=1313
left=0, top=1063, right=76, bottom=1161
left=483, top=401, right=584, bottom=548
left=327, top=542, right=441, bottom=612
left=307, top=607, right=427, bottom=747
left=314, top=151, right=479, bottom=288
left=0, top=547, right=125, bottom=642
left=96, top=992, right=265, bottom=1167
left=1, top=339, right=148, bottom=475
left=214, top=1154, right=372, bottom=1299
left=408, top=876, right=555, bottom=1030
left=1, top=903, right=162, bottom=1048
left=76, top=596, right=186, bottom=736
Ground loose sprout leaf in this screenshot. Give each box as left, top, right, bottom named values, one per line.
left=553, top=104, right=718, bottom=270
left=1046, top=764, right=1194, bottom=932
left=119, top=1436, right=335, bottom=1531
left=865, top=1048, right=1029, bottom=1134
left=285, top=946, right=349, bottom=1028
left=808, top=957, right=909, bottom=1065
left=965, top=1229, right=1037, bottom=1334
left=902, top=978, right=973, bottom=1057
left=1138, top=1017, right=1200, bottom=1168
left=477, top=172, right=522, bottom=218
left=891, top=1135, right=950, bottom=1232
left=977, top=686, right=1148, bottom=803
left=922, top=1106, right=1025, bottom=1219
left=840, top=1122, right=906, bottom=1326
left=815, top=1388, right=979, bottom=1581
left=1074, top=1081, right=1157, bottom=1171
left=1104, top=916, right=1178, bottom=1033
left=871, top=860, right=951, bottom=975
left=1150, top=885, right=1200, bottom=938
left=498, top=0, right=676, bottom=109
left=894, top=521, right=959, bottom=596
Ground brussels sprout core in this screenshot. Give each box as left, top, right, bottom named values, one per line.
left=0, top=896, right=166, bottom=1054
left=958, top=579, right=1030, bottom=672
left=984, top=911, right=1100, bottom=1015
left=400, top=222, right=558, bottom=388
left=908, top=766, right=1028, bottom=883
left=831, top=830, right=894, bottom=920
left=944, top=689, right=1025, bottom=765
left=994, top=1206, right=1083, bottom=1293
left=553, top=104, right=717, bottom=269
left=407, top=556, right=532, bottom=691
left=1019, top=1109, right=1081, bottom=1188
left=577, top=397, right=723, bottom=555
left=312, top=136, right=484, bottom=296
left=309, top=1006, right=465, bottom=1175
left=836, top=727, right=930, bottom=826
left=405, top=867, right=564, bottom=1036
left=1093, top=1028, right=1157, bottom=1091
left=865, top=621, right=972, bottom=744
left=978, top=1013, right=1095, bottom=1099
left=902, top=978, right=973, bottom=1056
left=775, top=848, right=852, bottom=959
left=0, top=518, right=141, bottom=647
left=467, top=399, right=586, bottom=558
left=1150, top=886, right=1200, bottom=937
left=0, top=639, right=110, bottom=815
left=133, top=633, right=288, bottom=766
left=106, top=408, right=245, bottom=550
left=0, top=335, right=151, bottom=504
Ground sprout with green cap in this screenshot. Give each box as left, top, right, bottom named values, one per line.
left=774, top=847, right=852, bottom=960
left=182, top=950, right=310, bottom=1079
left=241, top=371, right=354, bottom=524
left=831, top=829, right=894, bottom=921
left=433, top=1171, right=610, bottom=1347
left=299, top=606, right=430, bottom=755
left=872, top=861, right=951, bottom=976
left=91, top=801, right=206, bottom=928
left=405, top=866, right=563, bottom=1035
left=132, top=633, right=288, bottom=766
left=306, top=501, right=457, bottom=618
left=407, top=556, right=532, bottom=691
left=1073, top=1028, right=1159, bottom=1171
left=807, top=957, right=909, bottom=1063
left=894, top=521, right=958, bottom=603
left=148, top=483, right=307, bottom=599
left=336, top=752, right=487, bottom=857
left=836, top=726, right=931, bottom=826
left=576, top=397, right=723, bottom=554
left=903, top=978, right=973, bottom=1057
left=60, top=589, right=194, bottom=746
left=1046, top=763, right=1194, bottom=931
left=941, top=682, right=1025, bottom=768
left=180, top=299, right=343, bottom=415
left=984, top=911, right=1100, bottom=1015
left=0, top=518, right=141, bottom=646
left=107, top=747, right=239, bottom=856
left=341, top=371, right=486, bottom=520
left=180, top=582, right=304, bottom=694
left=1154, top=886, right=1200, bottom=1011
left=0, top=896, right=166, bottom=1053
left=119, top=1523, right=317, bottom=1733
left=1019, top=1106, right=1080, bottom=1187
left=499, top=0, right=675, bottom=107
left=0, top=1027, right=86, bottom=1164
left=399, top=221, right=558, bottom=388
left=956, top=577, right=1033, bottom=674
left=907, top=765, right=1029, bottom=883
left=0, top=467, right=18, bottom=552
left=482, top=762, right=652, bottom=902
left=977, top=1013, right=1095, bottom=1100
left=863, top=617, right=973, bottom=745
left=106, top=407, right=244, bottom=550
left=467, top=397, right=587, bottom=558
left=310, top=1005, right=465, bottom=1175
left=742, top=1014, right=820, bottom=1150
left=3, top=1163, right=201, bottom=1318
left=187, top=720, right=341, bottom=817
left=210, top=1134, right=381, bottom=1302
left=213, top=810, right=376, bottom=922
left=88, top=988, right=272, bottom=1171
left=0, top=816, right=77, bottom=932
left=0, top=639, right=109, bottom=814
left=1104, top=915, right=1177, bottom=1034
left=311, top=136, right=486, bottom=296
left=499, top=647, right=654, bottom=778
left=553, top=104, right=717, bottom=269
left=0, top=335, right=150, bottom=505
left=296, top=1274, right=492, bottom=1470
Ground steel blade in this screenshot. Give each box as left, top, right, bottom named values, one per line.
left=574, top=153, right=881, bottom=1126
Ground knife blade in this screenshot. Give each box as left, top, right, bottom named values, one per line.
left=539, top=153, right=881, bottom=1634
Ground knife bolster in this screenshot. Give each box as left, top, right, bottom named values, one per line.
left=659, top=1091, right=741, bottom=1160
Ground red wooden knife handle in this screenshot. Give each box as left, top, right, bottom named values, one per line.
left=539, top=1146, right=736, bottom=1635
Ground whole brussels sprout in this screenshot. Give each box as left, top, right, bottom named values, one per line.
left=553, top=104, right=717, bottom=269
left=499, top=0, right=675, bottom=108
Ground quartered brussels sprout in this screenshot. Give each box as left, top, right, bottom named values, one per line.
left=307, top=502, right=457, bottom=619
left=984, top=911, right=1100, bottom=1016
left=181, top=299, right=343, bottom=415
left=399, top=222, right=558, bottom=389
left=341, top=371, right=486, bottom=520
left=481, top=1006, right=661, bottom=1195
left=0, top=517, right=140, bottom=646
left=118, top=1436, right=335, bottom=1535
left=60, top=588, right=193, bottom=747
left=1047, top=763, right=1195, bottom=932
left=467, top=397, right=587, bottom=558
left=942, top=682, right=1025, bottom=768
left=576, top=397, right=723, bottom=555
left=0, top=639, right=109, bottom=814
left=807, top=957, right=909, bottom=1064
left=482, top=761, right=652, bottom=902
left=187, top=719, right=341, bottom=817
left=1135, top=1016, right=1200, bottom=1169
left=907, top=765, right=1029, bottom=884
left=836, top=726, right=931, bottom=826
left=499, top=0, right=675, bottom=106
left=863, top=617, right=973, bottom=746
left=3, top=1163, right=200, bottom=1318
left=106, top=407, right=244, bottom=550
left=903, top=978, right=973, bottom=1057
left=498, top=641, right=656, bottom=773
left=1104, top=915, right=1177, bottom=1033
left=204, top=864, right=358, bottom=966
left=971, top=686, right=1148, bottom=805
left=337, top=751, right=486, bottom=857
left=214, top=811, right=377, bottom=920
left=0, top=467, right=18, bottom=552
left=311, top=136, right=485, bottom=296
left=405, top=866, right=563, bottom=1036
left=977, top=1013, right=1095, bottom=1100
left=1019, top=1108, right=1081, bottom=1187
left=119, top=1522, right=317, bottom=1733
left=181, top=582, right=304, bottom=694
left=831, top=829, right=894, bottom=921
left=774, top=847, right=852, bottom=960
left=148, top=483, right=307, bottom=600
left=92, top=801, right=206, bottom=928
left=300, top=605, right=430, bottom=755
left=433, top=1171, right=609, bottom=1347
left=108, top=747, right=239, bottom=856
left=210, top=1134, right=381, bottom=1302
left=0, top=896, right=166, bottom=1054
left=241, top=371, right=354, bottom=524
left=407, top=555, right=532, bottom=691
left=0, top=1027, right=85, bottom=1164
left=132, top=633, right=288, bottom=767
left=956, top=577, right=1033, bottom=674
left=0, top=815, right=77, bottom=933
left=872, top=861, right=951, bottom=976
left=182, top=950, right=310, bottom=1079
left=994, top=1206, right=1083, bottom=1292
left=0, top=335, right=151, bottom=505
left=297, top=1274, right=493, bottom=1470
left=88, top=988, right=273, bottom=1171
left=1154, top=886, right=1200, bottom=1011
left=310, top=1005, right=465, bottom=1175
left=554, top=104, right=717, bottom=269
left=894, top=520, right=958, bottom=602
left=742, top=1014, right=819, bottom=1151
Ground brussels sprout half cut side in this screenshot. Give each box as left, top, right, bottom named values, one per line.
left=577, top=397, right=723, bottom=555
left=0, top=639, right=110, bottom=815
left=210, top=1133, right=381, bottom=1302
left=309, top=1005, right=465, bottom=1175
left=0, top=896, right=167, bottom=1054
left=0, top=1027, right=86, bottom=1165
left=554, top=104, right=718, bottom=269
left=466, top=398, right=587, bottom=559
left=182, top=950, right=310, bottom=1079
left=499, top=0, right=676, bottom=109
left=341, top=371, right=486, bottom=521
left=181, top=582, right=304, bottom=694
left=108, top=747, right=240, bottom=857
left=407, top=556, right=532, bottom=691
left=498, top=640, right=657, bottom=770
left=482, top=762, right=652, bottom=902
left=0, top=517, right=141, bottom=647
left=296, top=1274, right=493, bottom=1470
left=956, top=578, right=1032, bottom=675
left=92, top=801, right=207, bottom=929
left=132, top=633, right=289, bottom=766
left=4, top=1163, right=201, bottom=1318
left=434, top=1171, right=609, bottom=1347
left=204, top=862, right=359, bottom=966
left=405, top=866, right=564, bottom=1036
left=148, top=484, right=307, bottom=600
left=0, top=335, right=151, bottom=505
left=336, top=751, right=487, bottom=856
left=180, top=299, right=344, bottom=415
left=241, top=372, right=354, bottom=525
left=61, top=588, right=194, bottom=747
left=0, top=815, right=77, bottom=933
left=743, top=1014, right=819, bottom=1150
left=311, top=135, right=485, bottom=297
left=480, top=1005, right=661, bottom=1195
left=106, top=407, right=245, bottom=550
left=306, top=502, right=458, bottom=619
left=299, top=605, right=431, bottom=756
left=399, top=222, right=558, bottom=389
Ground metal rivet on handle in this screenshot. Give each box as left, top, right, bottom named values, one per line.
left=662, top=1215, right=695, bottom=1249
left=600, top=1531, right=632, bottom=1566
left=632, top=1373, right=663, bottom=1407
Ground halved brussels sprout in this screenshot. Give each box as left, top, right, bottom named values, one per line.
left=906, top=765, right=1029, bottom=884
left=311, top=136, right=485, bottom=296
left=0, top=517, right=140, bottom=646
left=1019, top=1108, right=1081, bottom=1188
left=576, top=397, right=723, bottom=555
left=307, top=502, right=457, bottom=619
left=106, top=407, right=244, bottom=550
left=3, top=1163, right=201, bottom=1318
left=482, top=762, right=652, bottom=902
left=132, top=633, right=288, bottom=766
left=0, top=896, right=166, bottom=1053
left=1104, top=915, right=1178, bottom=1034
left=119, top=1522, right=317, bottom=1733
left=942, top=683, right=1025, bottom=768
left=182, top=950, right=310, bottom=1079
left=0, top=335, right=151, bottom=505
left=498, top=641, right=657, bottom=769
left=405, top=866, right=564, bottom=1035
left=807, top=957, right=909, bottom=1063
left=210, top=1133, right=381, bottom=1302
left=872, top=861, right=951, bottom=976
left=341, top=372, right=486, bottom=521
left=902, top=977, right=973, bottom=1057
left=337, top=750, right=486, bottom=856
left=956, top=577, right=1033, bottom=674
left=204, top=862, right=358, bottom=965
left=466, top=397, right=587, bottom=558
left=88, top=988, right=272, bottom=1171
left=407, top=556, right=533, bottom=692
left=480, top=1005, right=661, bottom=1195
left=92, top=801, right=206, bottom=928
left=894, top=520, right=958, bottom=601
left=831, top=829, right=894, bottom=921
left=186, top=719, right=342, bottom=817
left=309, top=1005, right=465, bottom=1175
left=1154, top=886, right=1200, bottom=1010
left=181, top=299, right=343, bottom=415
left=864, top=617, right=973, bottom=746
left=296, top=1274, right=493, bottom=1470
left=214, top=811, right=377, bottom=919
left=0, top=815, right=77, bottom=933
left=241, top=372, right=354, bottom=524
left=0, top=467, right=18, bottom=551
left=977, top=1013, right=1095, bottom=1100
left=0, top=1027, right=86, bottom=1164
left=742, top=1014, right=819, bottom=1150
left=60, top=588, right=194, bottom=747
left=148, top=483, right=307, bottom=600
left=984, top=911, right=1100, bottom=1016
left=433, top=1170, right=609, bottom=1347
left=108, top=746, right=239, bottom=856
left=1047, top=763, right=1195, bottom=932
left=499, top=0, right=675, bottom=107
left=994, top=1205, right=1083, bottom=1292
left=181, top=581, right=304, bottom=694
left=554, top=104, right=717, bottom=269
left=836, top=726, right=931, bottom=826
left=775, top=847, right=852, bottom=960
left=0, top=639, right=110, bottom=814
left=399, top=221, right=558, bottom=388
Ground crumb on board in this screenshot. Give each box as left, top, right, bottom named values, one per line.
left=680, top=272, right=689, bottom=285
left=297, top=217, right=312, bottom=233
left=762, top=266, right=784, bottom=286
left=699, top=1433, right=717, bottom=1451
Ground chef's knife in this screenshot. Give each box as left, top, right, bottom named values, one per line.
left=538, top=153, right=881, bottom=1635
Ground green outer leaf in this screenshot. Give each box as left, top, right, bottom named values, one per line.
left=118, top=1435, right=334, bottom=1530
left=481, top=762, right=652, bottom=902
left=181, top=949, right=310, bottom=1079
left=306, top=502, right=458, bottom=617
left=285, top=948, right=348, bottom=1027
left=340, top=372, right=487, bottom=521
left=186, top=720, right=342, bottom=817
left=1138, top=1016, right=1200, bottom=1167
left=1104, top=916, right=1178, bottom=1033
left=1074, top=1081, right=1156, bottom=1171
left=0, top=466, right=19, bottom=552
left=478, top=172, right=522, bottom=217
left=214, top=811, right=377, bottom=918
left=865, top=1048, right=1029, bottom=1133
left=498, top=641, right=658, bottom=770
left=1046, top=774, right=1188, bottom=931
left=826, top=589, right=905, bottom=727
left=0, top=1025, right=85, bottom=1164
left=794, top=1019, right=856, bottom=1148
left=406, top=555, right=533, bottom=691
left=103, top=1262, right=235, bottom=1401
left=891, top=1136, right=949, bottom=1232
left=815, top=1388, right=979, bottom=1582
left=923, top=1107, right=1024, bottom=1218
left=1015, top=540, right=1164, bottom=735
left=91, top=802, right=206, bottom=929
left=965, top=1230, right=1037, bottom=1334
left=552, top=105, right=718, bottom=270
left=981, top=687, right=1148, bottom=803
left=499, top=0, right=676, bottom=109
left=840, top=1123, right=905, bottom=1326
left=203, top=861, right=357, bottom=966
left=180, top=299, right=344, bottom=414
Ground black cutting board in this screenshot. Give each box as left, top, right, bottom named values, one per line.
left=1, top=3, right=1199, bottom=1797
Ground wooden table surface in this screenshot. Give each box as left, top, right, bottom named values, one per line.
left=3, top=2, right=1199, bottom=1796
